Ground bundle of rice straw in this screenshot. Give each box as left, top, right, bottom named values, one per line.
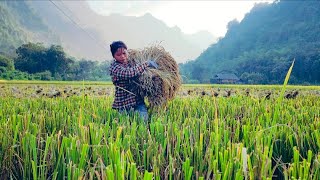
left=128, top=45, right=181, bottom=107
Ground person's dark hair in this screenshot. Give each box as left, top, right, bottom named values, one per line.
left=110, top=41, right=127, bottom=57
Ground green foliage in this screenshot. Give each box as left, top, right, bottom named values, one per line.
left=190, top=64, right=210, bottom=83
left=185, top=79, right=200, bottom=84
left=4, top=42, right=111, bottom=81
left=240, top=72, right=267, bottom=84
left=0, top=1, right=59, bottom=57
left=33, top=71, right=52, bottom=81
left=14, top=42, right=47, bottom=73
left=180, top=1, right=320, bottom=84
left=0, top=70, right=31, bottom=80
left=14, top=43, right=74, bottom=76
left=66, top=59, right=111, bottom=81
left=0, top=66, right=6, bottom=74
left=72, top=59, right=98, bottom=80
left=46, top=45, right=74, bottom=75
left=0, top=69, right=52, bottom=81
left=0, top=54, right=14, bottom=70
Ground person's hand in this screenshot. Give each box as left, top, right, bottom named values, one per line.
left=147, top=60, right=159, bottom=69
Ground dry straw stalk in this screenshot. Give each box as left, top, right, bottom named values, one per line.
left=128, top=45, right=182, bottom=107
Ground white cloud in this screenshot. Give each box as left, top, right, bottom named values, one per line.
left=87, top=0, right=273, bottom=37
left=87, top=1, right=164, bottom=16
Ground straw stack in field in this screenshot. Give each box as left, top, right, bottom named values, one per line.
left=128, top=45, right=181, bottom=107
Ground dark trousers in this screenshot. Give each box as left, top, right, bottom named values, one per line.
left=119, top=102, right=148, bottom=122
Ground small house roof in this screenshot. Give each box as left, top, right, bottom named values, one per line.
left=213, top=73, right=239, bottom=80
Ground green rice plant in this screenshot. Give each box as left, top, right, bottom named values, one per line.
left=182, top=158, right=193, bottom=180
left=130, top=163, right=138, bottom=180
left=286, top=147, right=313, bottom=179
left=0, top=83, right=319, bottom=179
left=143, top=170, right=153, bottom=180
left=106, top=165, right=114, bottom=180
left=277, top=59, right=295, bottom=103
left=274, top=59, right=295, bottom=123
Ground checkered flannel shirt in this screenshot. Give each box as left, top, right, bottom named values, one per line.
left=109, top=60, right=148, bottom=110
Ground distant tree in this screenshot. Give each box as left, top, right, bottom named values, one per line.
left=0, top=54, right=14, bottom=70
left=93, top=61, right=111, bottom=80
left=191, top=64, right=210, bottom=83
left=14, top=43, right=73, bottom=77
left=0, top=70, right=30, bottom=80
left=226, top=19, right=239, bottom=31
left=0, top=66, right=6, bottom=74
left=14, top=42, right=47, bottom=73
left=241, top=72, right=268, bottom=84
left=98, top=61, right=110, bottom=75
left=72, top=59, right=96, bottom=80
left=33, top=71, right=52, bottom=80
left=46, top=45, right=74, bottom=75
left=71, top=60, right=111, bottom=81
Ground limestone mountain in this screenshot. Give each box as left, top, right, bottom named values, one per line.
left=0, top=1, right=59, bottom=56
left=0, top=1, right=216, bottom=63
left=180, top=0, right=320, bottom=84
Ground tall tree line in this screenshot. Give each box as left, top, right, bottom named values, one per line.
left=0, top=42, right=111, bottom=81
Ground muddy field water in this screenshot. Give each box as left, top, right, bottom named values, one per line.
left=0, top=84, right=114, bottom=98
left=1, top=83, right=319, bottom=99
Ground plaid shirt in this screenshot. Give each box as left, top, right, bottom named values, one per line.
left=109, top=60, right=148, bottom=110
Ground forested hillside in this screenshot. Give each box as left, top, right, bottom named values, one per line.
left=0, top=2, right=28, bottom=55
left=180, top=0, right=320, bottom=84
left=0, top=1, right=59, bottom=56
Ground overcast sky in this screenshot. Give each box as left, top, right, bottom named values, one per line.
left=87, top=0, right=273, bottom=37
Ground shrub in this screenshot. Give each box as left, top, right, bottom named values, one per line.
left=0, top=55, right=14, bottom=71
left=33, top=71, right=52, bottom=80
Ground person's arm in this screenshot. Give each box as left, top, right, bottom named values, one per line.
left=110, top=62, right=148, bottom=80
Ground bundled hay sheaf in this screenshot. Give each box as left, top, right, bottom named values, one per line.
left=128, top=45, right=181, bottom=107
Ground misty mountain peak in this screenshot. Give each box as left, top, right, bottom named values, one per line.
left=1, top=1, right=217, bottom=63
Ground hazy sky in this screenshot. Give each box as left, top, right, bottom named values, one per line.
left=87, top=0, right=273, bottom=37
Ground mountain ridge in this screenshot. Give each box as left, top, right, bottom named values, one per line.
left=180, top=0, right=320, bottom=84
left=0, top=1, right=216, bottom=63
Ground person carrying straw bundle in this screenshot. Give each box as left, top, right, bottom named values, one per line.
left=109, top=41, right=158, bottom=121
left=109, top=41, right=181, bottom=121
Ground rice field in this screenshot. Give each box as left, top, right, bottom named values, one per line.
left=0, top=81, right=320, bottom=179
